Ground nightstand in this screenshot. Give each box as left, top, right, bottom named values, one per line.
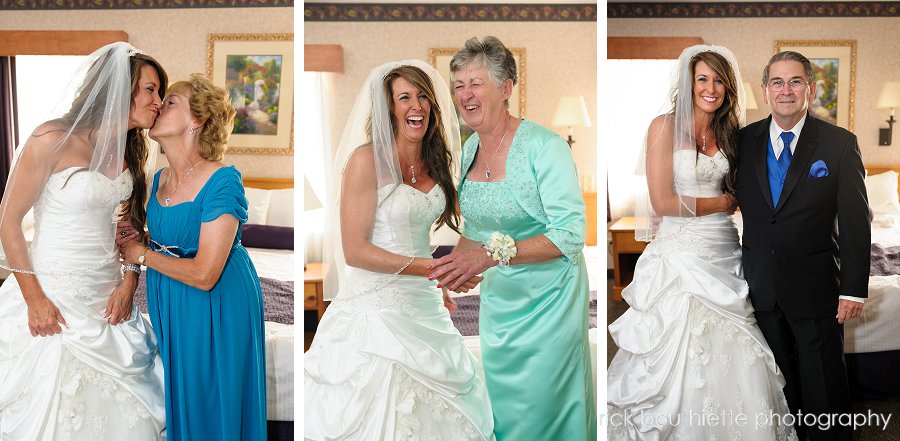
left=304, top=263, right=328, bottom=320
left=608, top=216, right=647, bottom=302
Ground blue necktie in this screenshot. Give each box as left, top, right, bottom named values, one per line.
left=779, top=131, right=795, bottom=166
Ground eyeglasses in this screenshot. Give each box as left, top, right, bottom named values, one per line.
left=767, top=79, right=809, bottom=91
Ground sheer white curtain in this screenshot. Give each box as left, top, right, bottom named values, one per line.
left=606, top=59, right=677, bottom=221
left=302, top=71, right=332, bottom=263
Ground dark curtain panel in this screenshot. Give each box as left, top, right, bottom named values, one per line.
left=0, top=56, right=16, bottom=197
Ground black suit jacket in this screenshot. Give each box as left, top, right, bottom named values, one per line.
left=735, top=114, right=870, bottom=318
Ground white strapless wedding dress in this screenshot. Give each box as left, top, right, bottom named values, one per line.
left=607, top=151, right=798, bottom=440
left=304, top=185, right=494, bottom=441
left=0, top=168, right=165, bottom=440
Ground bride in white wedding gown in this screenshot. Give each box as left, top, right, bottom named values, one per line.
left=0, top=43, right=166, bottom=440
left=606, top=46, right=797, bottom=440
left=304, top=61, right=493, bottom=440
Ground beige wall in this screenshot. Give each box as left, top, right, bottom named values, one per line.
left=305, top=21, right=598, bottom=182
left=609, top=17, right=900, bottom=166
left=0, top=8, right=294, bottom=179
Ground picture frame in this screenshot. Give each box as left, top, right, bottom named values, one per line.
left=774, top=40, right=856, bottom=131
left=207, top=33, right=294, bottom=155
left=428, top=47, right=526, bottom=145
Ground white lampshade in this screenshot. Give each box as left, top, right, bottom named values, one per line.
left=551, top=96, right=592, bottom=128
left=304, top=176, right=323, bottom=211
left=877, top=82, right=900, bottom=109
left=743, top=82, right=758, bottom=110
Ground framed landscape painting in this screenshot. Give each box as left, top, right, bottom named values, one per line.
left=207, top=33, right=294, bottom=155
left=775, top=40, right=856, bottom=131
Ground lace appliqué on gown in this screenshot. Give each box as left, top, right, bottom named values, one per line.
left=55, top=352, right=157, bottom=441
left=393, top=366, right=482, bottom=441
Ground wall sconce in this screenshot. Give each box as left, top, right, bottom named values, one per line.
left=877, top=82, right=900, bottom=146
left=551, top=96, right=592, bottom=147
left=743, top=82, right=759, bottom=110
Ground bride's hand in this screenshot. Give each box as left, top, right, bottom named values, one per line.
left=428, top=249, right=494, bottom=292
left=441, top=275, right=483, bottom=294
left=25, top=293, right=68, bottom=337
left=104, top=279, right=136, bottom=325
left=442, top=288, right=458, bottom=314
left=116, top=219, right=140, bottom=250
left=721, top=193, right=738, bottom=215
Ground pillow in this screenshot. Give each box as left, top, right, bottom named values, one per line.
left=244, top=187, right=272, bottom=225
left=241, top=224, right=294, bottom=250
left=267, top=188, right=294, bottom=227
left=864, top=170, right=900, bottom=216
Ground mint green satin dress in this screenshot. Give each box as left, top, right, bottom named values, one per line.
left=458, top=119, right=596, bottom=441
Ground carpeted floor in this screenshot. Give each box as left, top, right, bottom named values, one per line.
left=606, top=278, right=900, bottom=440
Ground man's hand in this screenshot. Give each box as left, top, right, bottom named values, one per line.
left=836, top=299, right=863, bottom=324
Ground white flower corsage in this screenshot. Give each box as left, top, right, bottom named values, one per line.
left=484, top=232, right=517, bottom=267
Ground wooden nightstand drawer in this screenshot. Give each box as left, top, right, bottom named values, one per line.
left=304, top=282, right=318, bottom=308
left=612, top=232, right=645, bottom=253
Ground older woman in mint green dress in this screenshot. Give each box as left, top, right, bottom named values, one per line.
left=428, top=36, right=596, bottom=441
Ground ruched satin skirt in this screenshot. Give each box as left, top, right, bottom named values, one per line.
left=304, top=273, right=494, bottom=441
left=607, top=213, right=797, bottom=440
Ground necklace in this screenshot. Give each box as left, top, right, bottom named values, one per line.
left=164, top=159, right=203, bottom=206
left=698, top=126, right=710, bottom=152
left=484, top=116, right=510, bottom=180
left=401, top=153, right=422, bottom=184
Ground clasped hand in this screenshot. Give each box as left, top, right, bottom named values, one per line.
left=116, top=219, right=144, bottom=264
left=427, top=248, right=494, bottom=293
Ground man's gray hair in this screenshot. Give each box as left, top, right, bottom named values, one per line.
left=762, top=51, right=815, bottom=85
left=450, top=36, right=518, bottom=108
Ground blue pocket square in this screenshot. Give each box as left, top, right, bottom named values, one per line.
left=809, top=160, right=829, bottom=178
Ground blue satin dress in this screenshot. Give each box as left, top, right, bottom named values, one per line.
left=145, top=166, right=267, bottom=440
left=458, top=120, right=596, bottom=441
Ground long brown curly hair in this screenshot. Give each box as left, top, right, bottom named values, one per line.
left=122, top=53, right=168, bottom=235
left=687, top=51, right=741, bottom=194
left=382, top=65, right=460, bottom=234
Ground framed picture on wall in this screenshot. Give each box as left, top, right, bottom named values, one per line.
left=428, top=47, right=526, bottom=146
left=207, top=33, right=294, bottom=155
left=775, top=40, right=856, bottom=131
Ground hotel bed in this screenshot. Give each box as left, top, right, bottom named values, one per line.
left=842, top=167, right=900, bottom=399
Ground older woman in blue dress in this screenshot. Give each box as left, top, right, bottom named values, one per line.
left=120, top=74, right=266, bottom=440
left=428, top=36, right=596, bottom=441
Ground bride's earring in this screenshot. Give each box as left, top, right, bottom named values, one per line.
left=189, top=127, right=195, bottom=135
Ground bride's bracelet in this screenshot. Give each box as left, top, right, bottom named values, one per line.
left=394, top=256, right=415, bottom=275
left=122, top=263, right=141, bottom=274
left=483, top=232, right=517, bottom=268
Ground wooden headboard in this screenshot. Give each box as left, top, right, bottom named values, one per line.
left=243, top=177, right=294, bottom=190
left=865, top=166, right=900, bottom=201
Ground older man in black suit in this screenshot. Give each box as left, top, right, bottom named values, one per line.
left=735, top=51, right=870, bottom=441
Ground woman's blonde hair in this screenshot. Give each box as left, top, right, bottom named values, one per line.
left=168, top=73, right=236, bottom=161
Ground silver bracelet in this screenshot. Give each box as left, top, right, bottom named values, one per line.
left=393, top=257, right=415, bottom=275
left=123, top=263, right=141, bottom=274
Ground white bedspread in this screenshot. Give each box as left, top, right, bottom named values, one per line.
left=844, top=223, right=900, bottom=354
left=248, top=247, right=295, bottom=421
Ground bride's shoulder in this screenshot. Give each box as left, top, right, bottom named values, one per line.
left=648, top=114, right=675, bottom=131
left=345, top=144, right=375, bottom=168
left=343, top=144, right=377, bottom=187
left=25, top=120, right=69, bottom=149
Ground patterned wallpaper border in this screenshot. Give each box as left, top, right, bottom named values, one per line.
left=609, top=2, right=900, bottom=18
left=304, top=3, right=597, bottom=21
left=0, top=0, right=292, bottom=10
